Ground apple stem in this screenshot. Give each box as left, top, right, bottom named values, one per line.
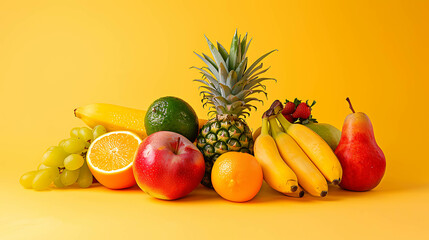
left=174, top=137, right=181, bottom=154
left=346, top=97, right=355, bottom=113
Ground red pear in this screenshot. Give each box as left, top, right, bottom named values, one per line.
left=335, top=98, right=386, bottom=191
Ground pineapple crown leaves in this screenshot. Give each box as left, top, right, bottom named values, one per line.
left=193, top=30, right=277, bottom=119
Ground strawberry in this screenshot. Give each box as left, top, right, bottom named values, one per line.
left=292, top=102, right=311, bottom=119
left=282, top=101, right=296, bottom=115
left=284, top=114, right=296, bottom=123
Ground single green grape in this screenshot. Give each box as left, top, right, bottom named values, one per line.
left=32, top=169, right=56, bottom=190
left=54, top=175, right=65, bottom=188
left=64, top=154, right=84, bottom=170
left=93, top=125, right=107, bottom=139
left=42, top=147, right=68, bottom=167
left=77, top=162, right=93, bottom=188
left=62, top=138, right=85, bottom=154
left=20, top=171, right=37, bottom=189
left=78, top=127, right=93, bottom=142
left=60, top=169, right=80, bottom=186
left=70, top=127, right=80, bottom=138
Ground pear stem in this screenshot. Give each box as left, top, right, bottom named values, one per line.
left=346, top=97, right=355, bottom=113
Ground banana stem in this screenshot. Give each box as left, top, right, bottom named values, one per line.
left=268, top=117, right=283, bottom=138
left=269, top=100, right=284, bottom=115
left=277, top=113, right=292, bottom=130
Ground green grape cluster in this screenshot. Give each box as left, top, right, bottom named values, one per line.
left=20, top=125, right=107, bottom=190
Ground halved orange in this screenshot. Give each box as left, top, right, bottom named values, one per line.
left=87, top=131, right=142, bottom=189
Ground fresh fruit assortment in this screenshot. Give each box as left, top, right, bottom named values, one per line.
left=255, top=100, right=342, bottom=197
left=20, top=31, right=386, bottom=202
left=75, top=102, right=207, bottom=139
left=279, top=99, right=342, bottom=150
left=20, top=125, right=107, bottom=190
left=193, top=31, right=276, bottom=188
left=275, top=105, right=343, bottom=185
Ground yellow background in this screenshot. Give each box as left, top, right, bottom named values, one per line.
left=1, top=0, right=428, bottom=239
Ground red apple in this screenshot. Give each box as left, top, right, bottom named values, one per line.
left=133, top=131, right=205, bottom=200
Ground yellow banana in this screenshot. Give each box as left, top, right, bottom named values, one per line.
left=269, top=117, right=328, bottom=197
left=284, top=185, right=305, bottom=198
left=277, top=113, right=342, bottom=184
left=254, top=116, right=298, bottom=194
left=74, top=103, right=148, bottom=138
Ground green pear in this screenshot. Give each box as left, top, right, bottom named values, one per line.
left=305, top=123, right=341, bottom=151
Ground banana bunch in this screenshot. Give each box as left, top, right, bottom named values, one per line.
left=254, top=100, right=342, bottom=198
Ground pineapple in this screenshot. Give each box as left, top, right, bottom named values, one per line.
left=193, top=31, right=276, bottom=188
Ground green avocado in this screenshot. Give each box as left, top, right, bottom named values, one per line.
left=145, top=96, right=199, bottom=142
left=305, top=123, right=342, bottom=151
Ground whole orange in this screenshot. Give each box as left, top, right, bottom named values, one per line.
left=211, top=152, right=263, bottom=202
